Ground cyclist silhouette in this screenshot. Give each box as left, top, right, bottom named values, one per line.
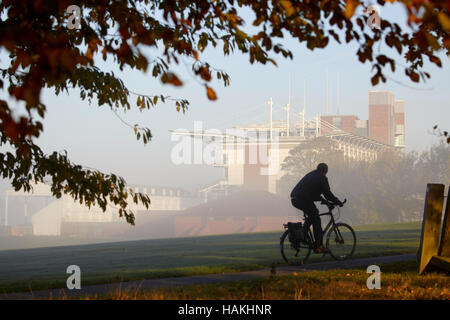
left=290, top=163, right=344, bottom=253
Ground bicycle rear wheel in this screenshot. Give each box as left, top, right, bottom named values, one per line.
left=325, top=223, right=356, bottom=261
left=280, top=230, right=312, bottom=265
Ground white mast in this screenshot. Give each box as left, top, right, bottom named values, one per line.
left=315, top=114, right=319, bottom=137
left=268, top=97, right=273, bottom=140
left=326, top=69, right=329, bottom=115
left=288, top=73, right=291, bottom=106
left=286, top=74, right=291, bottom=137
left=286, top=102, right=290, bottom=137
left=302, top=80, right=306, bottom=138
left=337, top=73, right=340, bottom=115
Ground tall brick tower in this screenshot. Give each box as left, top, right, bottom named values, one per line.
left=369, top=91, right=395, bottom=145
left=393, top=99, right=406, bottom=153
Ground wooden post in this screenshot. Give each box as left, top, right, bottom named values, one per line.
left=438, top=187, right=450, bottom=257
left=418, top=184, right=445, bottom=274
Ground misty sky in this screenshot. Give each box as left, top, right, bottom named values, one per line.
left=1, top=2, right=449, bottom=191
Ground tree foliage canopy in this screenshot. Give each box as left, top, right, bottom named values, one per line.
left=1, top=0, right=449, bottom=223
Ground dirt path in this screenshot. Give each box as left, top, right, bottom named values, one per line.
left=0, top=253, right=416, bottom=300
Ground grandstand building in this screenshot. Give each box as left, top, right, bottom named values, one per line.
left=172, top=91, right=406, bottom=197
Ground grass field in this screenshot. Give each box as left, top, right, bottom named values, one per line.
left=88, top=260, right=449, bottom=300
left=0, top=222, right=422, bottom=293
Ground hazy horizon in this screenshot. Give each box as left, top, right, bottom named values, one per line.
left=0, top=2, right=449, bottom=250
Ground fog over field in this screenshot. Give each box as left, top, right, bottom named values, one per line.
left=0, top=3, right=449, bottom=252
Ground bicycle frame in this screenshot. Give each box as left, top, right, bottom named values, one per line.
left=320, top=212, right=335, bottom=240
left=303, top=206, right=342, bottom=245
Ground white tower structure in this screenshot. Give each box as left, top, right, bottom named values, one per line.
left=337, top=73, right=340, bottom=115
left=286, top=75, right=291, bottom=136
left=326, top=69, right=329, bottom=115
left=302, top=80, right=306, bottom=138
left=286, top=102, right=290, bottom=136
left=268, top=97, right=273, bottom=140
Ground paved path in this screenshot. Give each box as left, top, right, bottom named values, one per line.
left=0, top=253, right=416, bottom=300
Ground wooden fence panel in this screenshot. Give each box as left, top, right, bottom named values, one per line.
left=438, top=188, right=450, bottom=257
left=418, top=184, right=445, bottom=274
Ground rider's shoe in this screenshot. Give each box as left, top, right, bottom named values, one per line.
left=314, top=245, right=329, bottom=254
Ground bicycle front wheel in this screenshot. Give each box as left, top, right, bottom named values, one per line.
left=280, top=230, right=312, bottom=265
left=325, top=223, right=356, bottom=261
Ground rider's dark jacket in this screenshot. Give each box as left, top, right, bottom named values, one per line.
left=290, top=169, right=341, bottom=205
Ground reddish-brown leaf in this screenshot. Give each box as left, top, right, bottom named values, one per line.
left=192, top=50, right=199, bottom=61
left=344, top=0, right=359, bottom=19
left=206, top=86, right=217, bottom=100
left=161, top=73, right=183, bottom=86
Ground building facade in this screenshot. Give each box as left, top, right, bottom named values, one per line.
left=369, top=91, right=396, bottom=145
left=321, top=115, right=359, bottom=135
left=320, top=91, right=405, bottom=153
left=3, top=183, right=195, bottom=236
left=393, top=99, right=406, bottom=153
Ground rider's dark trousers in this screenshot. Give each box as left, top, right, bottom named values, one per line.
left=291, top=198, right=323, bottom=248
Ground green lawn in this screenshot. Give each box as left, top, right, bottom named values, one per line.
left=0, top=222, right=422, bottom=293
left=90, top=260, right=448, bottom=300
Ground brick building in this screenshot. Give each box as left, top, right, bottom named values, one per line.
left=393, top=99, right=406, bottom=153
left=320, top=91, right=405, bottom=153
left=368, top=91, right=396, bottom=145
left=320, top=115, right=359, bottom=135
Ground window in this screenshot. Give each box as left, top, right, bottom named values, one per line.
left=333, top=117, right=342, bottom=131
left=395, top=135, right=405, bottom=146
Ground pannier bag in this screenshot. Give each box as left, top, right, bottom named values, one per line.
left=287, top=222, right=305, bottom=242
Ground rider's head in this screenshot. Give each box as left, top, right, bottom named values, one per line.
left=317, top=163, right=328, bottom=175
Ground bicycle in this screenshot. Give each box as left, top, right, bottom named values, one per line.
left=280, top=199, right=356, bottom=265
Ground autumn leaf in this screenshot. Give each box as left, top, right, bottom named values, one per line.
left=198, top=66, right=211, bottom=81
left=438, top=12, right=450, bottom=32
left=344, top=0, right=359, bottom=19
left=406, top=68, right=420, bottom=82
left=206, top=86, right=217, bottom=100
left=117, top=42, right=131, bottom=57
left=267, top=58, right=277, bottom=66
left=192, top=50, right=199, bottom=61
left=88, top=38, right=101, bottom=52
left=161, top=72, right=183, bottom=86
left=425, top=32, right=440, bottom=50
left=371, top=75, right=379, bottom=86
left=429, top=55, right=442, bottom=67
left=280, top=1, right=296, bottom=17
left=86, top=48, right=93, bottom=60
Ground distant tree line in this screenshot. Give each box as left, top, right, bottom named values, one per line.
left=279, top=138, right=450, bottom=225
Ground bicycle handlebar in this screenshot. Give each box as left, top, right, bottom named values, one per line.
left=320, top=198, right=347, bottom=207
